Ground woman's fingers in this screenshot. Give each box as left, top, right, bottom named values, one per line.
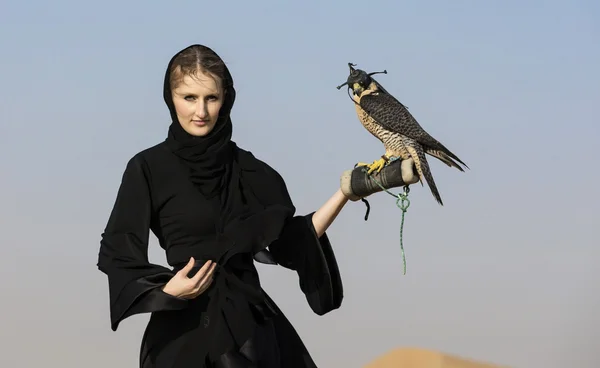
left=193, top=272, right=215, bottom=297
left=177, top=257, right=195, bottom=277
left=198, top=262, right=217, bottom=286
left=163, top=259, right=219, bottom=299
left=193, top=263, right=217, bottom=294
left=190, top=260, right=214, bottom=284
left=205, top=263, right=217, bottom=282
left=199, top=275, right=214, bottom=293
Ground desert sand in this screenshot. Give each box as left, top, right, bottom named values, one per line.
left=364, top=347, right=507, bottom=368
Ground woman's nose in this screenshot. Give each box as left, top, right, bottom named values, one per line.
left=196, top=102, right=207, bottom=118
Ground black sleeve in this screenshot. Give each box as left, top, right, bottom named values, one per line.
left=265, top=169, right=344, bottom=316
left=97, top=155, right=189, bottom=331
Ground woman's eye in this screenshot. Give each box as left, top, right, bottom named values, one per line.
left=184, top=95, right=196, bottom=101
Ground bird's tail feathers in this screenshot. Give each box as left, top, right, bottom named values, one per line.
left=408, top=146, right=443, bottom=205
left=421, top=135, right=469, bottom=170
left=426, top=149, right=466, bottom=172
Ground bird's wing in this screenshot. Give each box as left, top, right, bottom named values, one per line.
left=359, top=92, right=467, bottom=170
left=359, top=92, right=428, bottom=141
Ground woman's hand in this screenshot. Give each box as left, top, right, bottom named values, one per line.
left=162, top=257, right=217, bottom=299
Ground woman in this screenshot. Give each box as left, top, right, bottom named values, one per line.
left=97, top=44, right=410, bottom=368
left=98, top=45, right=348, bottom=368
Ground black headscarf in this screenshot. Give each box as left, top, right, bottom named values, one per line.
left=163, top=45, right=269, bottom=234
left=163, top=45, right=235, bottom=200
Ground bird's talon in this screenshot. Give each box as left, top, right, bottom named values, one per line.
left=357, top=158, right=386, bottom=175
left=371, top=158, right=387, bottom=174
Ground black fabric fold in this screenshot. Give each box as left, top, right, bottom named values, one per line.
left=268, top=213, right=343, bottom=316
left=168, top=204, right=294, bottom=365
left=97, top=155, right=190, bottom=331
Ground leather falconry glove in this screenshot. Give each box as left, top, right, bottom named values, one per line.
left=340, top=158, right=419, bottom=201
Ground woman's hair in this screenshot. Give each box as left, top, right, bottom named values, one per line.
left=168, top=45, right=231, bottom=92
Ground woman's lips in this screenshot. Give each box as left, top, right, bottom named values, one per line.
left=192, top=120, right=208, bottom=127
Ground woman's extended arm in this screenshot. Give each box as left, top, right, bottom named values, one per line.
left=311, top=188, right=349, bottom=238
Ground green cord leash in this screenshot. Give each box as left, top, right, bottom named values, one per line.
left=358, top=164, right=411, bottom=275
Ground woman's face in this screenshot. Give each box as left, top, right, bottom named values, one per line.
left=171, top=70, right=225, bottom=137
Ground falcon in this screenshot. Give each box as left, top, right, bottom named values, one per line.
left=336, top=63, right=468, bottom=205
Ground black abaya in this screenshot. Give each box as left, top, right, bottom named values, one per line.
left=97, top=45, right=343, bottom=368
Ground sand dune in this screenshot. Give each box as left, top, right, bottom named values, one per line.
left=364, top=347, right=507, bottom=368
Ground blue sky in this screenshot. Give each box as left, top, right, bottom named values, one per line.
left=1, top=1, right=599, bottom=367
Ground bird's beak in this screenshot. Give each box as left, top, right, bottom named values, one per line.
left=351, top=83, right=364, bottom=95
